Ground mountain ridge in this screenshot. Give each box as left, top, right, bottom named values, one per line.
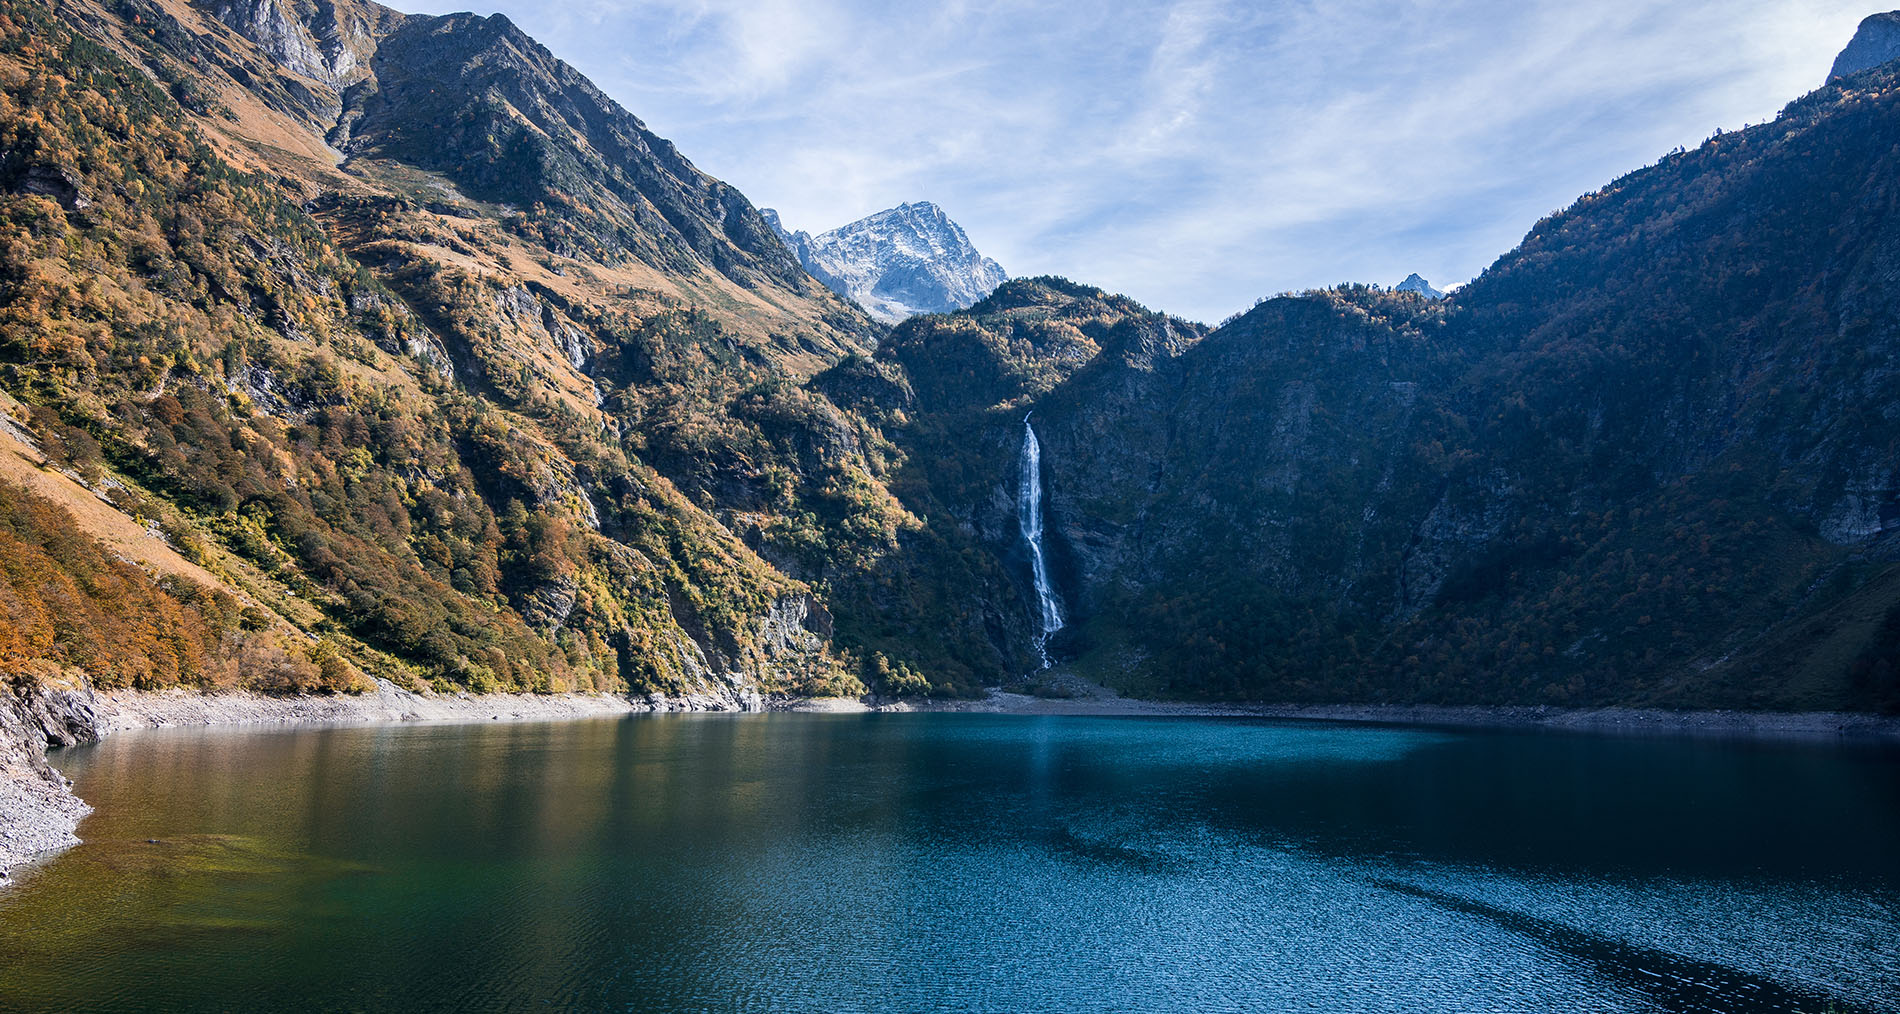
left=1829, top=10, right=1900, bottom=82
left=0, top=0, right=1892, bottom=730
left=971, top=59, right=1900, bottom=710
left=766, top=201, right=1008, bottom=322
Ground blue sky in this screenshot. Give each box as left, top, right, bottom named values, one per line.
left=407, top=0, right=1872, bottom=322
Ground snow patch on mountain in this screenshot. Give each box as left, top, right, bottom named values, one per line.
left=766, top=202, right=1007, bottom=323
left=1395, top=273, right=1446, bottom=299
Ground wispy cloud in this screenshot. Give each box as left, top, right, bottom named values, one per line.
left=404, top=0, right=1872, bottom=321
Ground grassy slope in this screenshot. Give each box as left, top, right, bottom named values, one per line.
left=0, top=0, right=1005, bottom=700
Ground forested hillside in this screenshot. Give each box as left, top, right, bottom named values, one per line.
left=0, top=0, right=1894, bottom=714
left=956, top=63, right=1900, bottom=711
left=0, top=0, right=1018, bottom=704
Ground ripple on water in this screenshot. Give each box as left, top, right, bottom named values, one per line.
left=0, top=714, right=1890, bottom=1013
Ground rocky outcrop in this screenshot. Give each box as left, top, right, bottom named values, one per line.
left=1829, top=12, right=1900, bottom=82
left=205, top=0, right=397, bottom=91
left=0, top=673, right=824, bottom=880
left=0, top=678, right=99, bottom=877
left=6, top=164, right=89, bottom=211
left=759, top=592, right=833, bottom=653
left=767, top=202, right=1007, bottom=322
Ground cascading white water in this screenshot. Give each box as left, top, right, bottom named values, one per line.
left=1018, top=414, right=1063, bottom=666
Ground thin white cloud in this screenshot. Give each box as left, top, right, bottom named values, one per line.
left=1118, top=0, right=1227, bottom=155
left=402, top=0, right=1873, bottom=321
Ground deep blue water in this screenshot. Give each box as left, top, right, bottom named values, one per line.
left=0, top=713, right=1894, bottom=1012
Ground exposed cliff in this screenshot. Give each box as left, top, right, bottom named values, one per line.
left=959, top=63, right=1900, bottom=710
left=0, top=677, right=97, bottom=876
left=1828, top=11, right=1900, bottom=83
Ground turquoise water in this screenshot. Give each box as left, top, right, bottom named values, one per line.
left=0, top=714, right=1894, bottom=1012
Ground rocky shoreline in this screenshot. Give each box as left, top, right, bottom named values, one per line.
left=885, top=678, right=1900, bottom=741
left=0, top=677, right=781, bottom=881
left=916, top=691, right=1900, bottom=740
left=7, top=677, right=1897, bottom=883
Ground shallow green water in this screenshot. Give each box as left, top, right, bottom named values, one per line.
left=0, top=714, right=1894, bottom=1012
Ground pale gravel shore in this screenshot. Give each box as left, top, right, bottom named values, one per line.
left=9, top=676, right=1896, bottom=883
left=880, top=674, right=1900, bottom=742
left=94, top=679, right=641, bottom=734
left=0, top=770, right=91, bottom=883
left=1, top=678, right=796, bottom=880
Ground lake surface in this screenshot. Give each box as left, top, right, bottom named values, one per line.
left=0, top=714, right=1895, bottom=1012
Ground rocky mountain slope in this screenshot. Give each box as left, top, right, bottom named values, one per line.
left=0, top=0, right=1895, bottom=751
left=0, top=0, right=1010, bottom=723
left=765, top=202, right=1007, bottom=322
left=1829, top=11, right=1900, bottom=82
left=903, top=53, right=1900, bottom=711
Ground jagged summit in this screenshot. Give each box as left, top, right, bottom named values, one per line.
left=204, top=0, right=403, bottom=92
left=1829, top=11, right=1900, bottom=82
left=1395, top=273, right=1445, bottom=299
left=3, top=0, right=1897, bottom=725
left=200, top=0, right=821, bottom=300
left=767, top=202, right=1008, bottom=323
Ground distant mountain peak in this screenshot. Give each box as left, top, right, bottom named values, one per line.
left=1829, top=11, right=1900, bottom=82
left=1395, top=273, right=1445, bottom=299
left=768, top=203, right=1007, bottom=323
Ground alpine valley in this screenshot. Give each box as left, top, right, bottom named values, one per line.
left=2, top=0, right=1900, bottom=869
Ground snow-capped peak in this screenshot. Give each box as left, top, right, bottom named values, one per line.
left=767, top=203, right=1008, bottom=323
left=1396, top=273, right=1446, bottom=299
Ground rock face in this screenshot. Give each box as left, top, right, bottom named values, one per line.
left=206, top=0, right=396, bottom=94
left=1395, top=273, right=1445, bottom=299
left=196, top=0, right=823, bottom=296
left=766, top=202, right=1008, bottom=322
left=1829, top=11, right=1900, bottom=82
left=0, top=679, right=100, bottom=876
left=883, top=59, right=1900, bottom=710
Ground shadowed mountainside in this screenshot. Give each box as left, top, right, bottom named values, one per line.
left=898, top=56, right=1900, bottom=710
left=0, top=0, right=1895, bottom=721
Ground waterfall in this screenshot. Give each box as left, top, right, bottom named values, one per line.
left=1018, top=414, right=1063, bottom=666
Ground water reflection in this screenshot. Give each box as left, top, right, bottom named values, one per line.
left=0, top=713, right=1890, bottom=1013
